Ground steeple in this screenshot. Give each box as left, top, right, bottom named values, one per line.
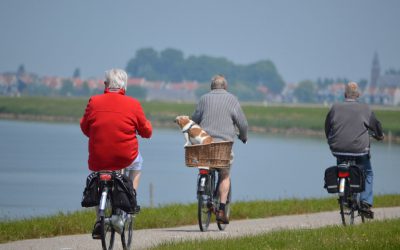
left=370, top=52, right=380, bottom=89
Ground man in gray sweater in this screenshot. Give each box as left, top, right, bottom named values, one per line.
left=192, top=74, right=248, bottom=224
left=325, top=81, right=384, bottom=217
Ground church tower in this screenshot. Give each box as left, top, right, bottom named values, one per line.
left=370, top=52, right=380, bottom=89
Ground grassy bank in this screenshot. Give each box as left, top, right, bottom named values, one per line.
left=1, top=96, right=400, bottom=138
left=1, top=194, right=400, bottom=244
left=152, top=219, right=400, bottom=250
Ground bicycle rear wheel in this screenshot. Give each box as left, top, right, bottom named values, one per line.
left=100, top=192, right=115, bottom=250
left=217, top=184, right=231, bottom=231
left=198, top=194, right=212, bottom=231
left=339, top=195, right=354, bottom=226
left=197, top=173, right=213, bottom=232
left=121, top=213, right=134, bottom=250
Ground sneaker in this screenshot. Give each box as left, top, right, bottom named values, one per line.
left=216, top=210, right=229, bottom=224
left=360, top=201, right=374, bottom=219
left=92, top=221, right=102, bottom=239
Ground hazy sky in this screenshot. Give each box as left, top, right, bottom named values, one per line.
left=1, top=0, right=399, bottom=83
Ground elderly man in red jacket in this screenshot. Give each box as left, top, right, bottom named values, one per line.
left=80, top=68, right=152, bottom=238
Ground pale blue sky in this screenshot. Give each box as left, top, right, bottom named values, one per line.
left=1, top=0, right=399, bottom=83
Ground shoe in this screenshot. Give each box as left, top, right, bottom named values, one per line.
left=216, top=210, right=229, bottom=224
left=134, top=205, right=141, bottom=214
left=360, top=201, right=374, bottom=219
left=92, top=221, right=102, bottom=239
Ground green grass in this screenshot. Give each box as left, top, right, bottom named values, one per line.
left=152, top=219, right=400, bottom=250
left=1, top=194, right=399, bottom=244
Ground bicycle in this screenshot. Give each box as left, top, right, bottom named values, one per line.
left=197, top=167, right=232, bottom=231
left=326, top=158, right=372, bottom=226
left=184, top=141, right=234, bottom=232
left=97, top=170, right=134, bottom=250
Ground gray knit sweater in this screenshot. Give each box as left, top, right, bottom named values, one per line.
left=192, top=89, right=248, bottom=142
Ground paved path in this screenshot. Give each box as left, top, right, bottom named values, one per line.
left=1, top=207, right=400, bottom=250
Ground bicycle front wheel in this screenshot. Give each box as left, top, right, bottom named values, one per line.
left=121, top=213, right=134, bottom=250
left=100, top=192, right=115, bottom=250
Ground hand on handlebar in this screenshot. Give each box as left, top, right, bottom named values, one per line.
left=374, top=134, right=385, bottom=141
left=236, top=133, right=247, bottom=144
left=369, top=130, right=385, bottom=141
left=239, top=136, right=247, bottom=144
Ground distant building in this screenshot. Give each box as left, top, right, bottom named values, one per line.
left=363, top=53, right=400, bottom=106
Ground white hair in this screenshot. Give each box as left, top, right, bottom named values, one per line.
left=211, top=74, right=227, bottom=90
left=104, top=69, right=128, bottom=90
left=345, top=81, right=360, bottom=99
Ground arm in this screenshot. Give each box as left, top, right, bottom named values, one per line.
left=135, top=102, right=152, bottom=139
left=191, top=98, right=204, bottom=124
left=232, top=102, right=248, bottom=143
left=80, top=98, right=92, bottom=137
left=324, top=108, right=333, bottom=139
left=367, top=111, right=384, bottom=140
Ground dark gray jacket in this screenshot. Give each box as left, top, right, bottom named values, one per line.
left=192, top=89, right=248, bottom=142
left=325, top=99, right=383, bottom=156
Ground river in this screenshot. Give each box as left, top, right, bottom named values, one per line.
left=0, top=120, right=399, bottom=220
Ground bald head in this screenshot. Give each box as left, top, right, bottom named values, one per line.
left=345, top=81, right=360, bottom=99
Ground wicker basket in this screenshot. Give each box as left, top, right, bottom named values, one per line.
left=184, top=141, right=233, bottom=168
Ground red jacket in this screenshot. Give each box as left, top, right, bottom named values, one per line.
left=80, top=88, right=152, bottom=171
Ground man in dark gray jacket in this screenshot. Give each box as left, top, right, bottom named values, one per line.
left=325, top=81, right=384, bottom=217
left=192, top=74, right=248, bottom=224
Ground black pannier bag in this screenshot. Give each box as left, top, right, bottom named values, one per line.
left=112, top=173, right=137, bottom=213
left=81, top=172, right=100, bottom=207
left=349, top=165, right=365, bottom=193
left=324, top=166, right=338, bottom=193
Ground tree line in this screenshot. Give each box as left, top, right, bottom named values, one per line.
left=126, top=48, right=285, bottom=99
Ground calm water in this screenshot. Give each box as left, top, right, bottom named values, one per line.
left=0, top=120, right=399, bottom=220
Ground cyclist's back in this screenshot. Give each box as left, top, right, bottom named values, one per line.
left=80, top=70, right=152, bottom=171
left=325, top=100, right=381, bottom=156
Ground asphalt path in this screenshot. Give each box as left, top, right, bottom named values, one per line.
left=1, top=207, right=400, bottom=250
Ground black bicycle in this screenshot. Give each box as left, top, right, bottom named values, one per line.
left=97, top=171, right=134, bottom=250
left=197, top=167, right=231, bottom=231
left=184, top=141, right=234, bottom=232
left=329, top=159, right=372, bottom=226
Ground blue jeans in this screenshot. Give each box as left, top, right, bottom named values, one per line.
left=336, top=155, right=374, bottom=206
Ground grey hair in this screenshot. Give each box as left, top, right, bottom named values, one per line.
left=104, top=69, right=128, bottom=90
left=345, top=81, right=360, bottom=99
left=211, top=74, right=227, bottom=90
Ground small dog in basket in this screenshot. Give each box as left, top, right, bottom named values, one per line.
left=174, top=115, right=213, bottom=146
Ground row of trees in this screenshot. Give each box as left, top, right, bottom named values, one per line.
left=126, top=48, right=285, bottom=95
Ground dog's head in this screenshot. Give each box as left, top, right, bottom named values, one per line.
left=174, top=115, right=191, bottom=129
